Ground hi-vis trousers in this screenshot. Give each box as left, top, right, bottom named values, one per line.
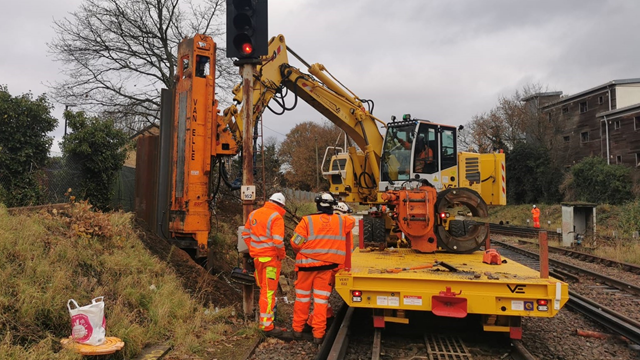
left=292, top=269, right=333, bottom=339
left=254, top=257, right=281, bottom=331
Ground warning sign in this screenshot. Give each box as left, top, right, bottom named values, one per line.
left=403, top=295, right=422, bottom=306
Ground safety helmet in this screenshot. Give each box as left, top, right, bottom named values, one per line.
left=533, top=204, right=536, bottom=208
left=315, top=193, right=337, bottom=208
left=333, top=201, right=353, bottom=214
left=269, top=193, right=286, bottom=207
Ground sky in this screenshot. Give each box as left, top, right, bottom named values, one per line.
left=1, top=0, right=639, bottom=154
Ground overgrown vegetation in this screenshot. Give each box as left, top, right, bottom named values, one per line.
left=506, top=143, right=563, bottom=204
left=0, top=86, right=57, bottom=207
left=61, top=110, right=129, bottom=211
left=0, top=203, right=251, bottom=359
left=560, top=157, right=633, bottom=205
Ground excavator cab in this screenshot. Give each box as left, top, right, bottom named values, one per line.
left=380, top=115, right=458, bottom=191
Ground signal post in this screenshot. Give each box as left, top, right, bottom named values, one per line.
left=226, top=0, right=269, bottom=318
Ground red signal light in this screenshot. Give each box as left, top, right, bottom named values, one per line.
left=440, top=212, right=450, bottom=219
left=352, top=290, right=362, bottom=297
left=537, top=299, right=548, bottom=306
left=241, top=42, right=253, bottom=54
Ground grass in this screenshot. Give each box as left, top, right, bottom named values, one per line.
left=0, top=202, right=250, bottom=360
left=486, top=202, right=640, bottom=265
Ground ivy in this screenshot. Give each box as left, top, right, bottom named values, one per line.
left=0, top=86, right=57, bottom=207
left=61, top=111, right=129, bottom=211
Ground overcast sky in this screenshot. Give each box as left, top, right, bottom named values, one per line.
left=1, top=0, right=638, bottom=153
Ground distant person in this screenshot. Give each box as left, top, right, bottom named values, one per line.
left=531, top=205, right=540, bottom=229
left=242, top=193, right=287, bottom=336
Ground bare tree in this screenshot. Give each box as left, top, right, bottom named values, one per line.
left=49, top=0, right=237, bottom=134
left=464, top=83, right=559, bottom=153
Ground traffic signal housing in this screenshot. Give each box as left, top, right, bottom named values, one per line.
left=226, top=0, right=268, bottom=60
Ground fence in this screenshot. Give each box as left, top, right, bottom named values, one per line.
left=0, top=157, right=135, bottom=211
left=282, top=188, right=316, bottom=202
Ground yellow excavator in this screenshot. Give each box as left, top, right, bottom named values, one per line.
left=223, top=34, right=506, bottom=253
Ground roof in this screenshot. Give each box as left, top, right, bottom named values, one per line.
left=596, top=102, right=640, bottom=119
left=129, top=123, right=160, bottom=140
left=542, top=78, right=640, bottom=109
left=520, top=91, right=563, bottom=102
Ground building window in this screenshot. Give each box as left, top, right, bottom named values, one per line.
left=614, top=120, right=621, bottom=130
left=616, top=155, right=622, bottom=164
left=635, top=116, right=640, bottom=131
left=548, top=113, right=552, bottom=123
left=562, top=107, right=569, bottom=114
left=598, top=96, right=604, bottom=104
left=563, top=136, right=570, bottom=142
left=636, top=153, right=640, bottom=166
left=581, top=131, right=589, bottom=142
left=579, top=101, right=588, bottom=113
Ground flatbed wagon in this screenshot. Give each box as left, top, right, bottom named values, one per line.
left=334, top=247, right=569, bottom=338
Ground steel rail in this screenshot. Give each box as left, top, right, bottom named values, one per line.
left=510, top=339, right=537, bottom=360
left=493, top=240, right=640, bottom=345
left=510, top=239, right=640, bottom=275
left=493, top=240, right=640, bottom=296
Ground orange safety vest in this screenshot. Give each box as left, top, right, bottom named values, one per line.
left=242, top=202, right=286, bottom=260
left=291, top=213, right=355, bottom=269
left=531, top=208, right=540, bottom=218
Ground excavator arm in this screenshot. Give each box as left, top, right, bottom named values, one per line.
left=223, top=34, right=385, bottom=202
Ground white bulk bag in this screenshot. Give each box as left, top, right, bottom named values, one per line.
left=67, top=297, right=106, bottom=346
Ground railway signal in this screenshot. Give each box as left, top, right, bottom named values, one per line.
left=226, top=0, right=268, bottom=61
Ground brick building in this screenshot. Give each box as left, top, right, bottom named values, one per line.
left=523, top=79, right=640, bottom=170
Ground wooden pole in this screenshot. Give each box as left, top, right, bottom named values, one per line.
left=241, top=63, right=256, bottom=318
left=539, top=231, right=549, bottom=279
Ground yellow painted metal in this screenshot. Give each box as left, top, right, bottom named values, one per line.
left=335, top=249, right=569, bottom=318
left=458, top=151, right=507, bottom=206
left=483, top=325, right=510, bottom=333
left=383, top=316, right=410, bottom=324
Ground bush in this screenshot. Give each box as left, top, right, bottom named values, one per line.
left=0, top=86, right=57, bottom=207
left=506, top=142, right=563, bottom=204
left=563, top=157, right=632, bottom=205
left=61, top=111, right=128, bottom=211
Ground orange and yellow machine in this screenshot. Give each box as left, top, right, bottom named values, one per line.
left=168, top=34, right=237, bottom=258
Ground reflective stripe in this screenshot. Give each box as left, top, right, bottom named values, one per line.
left=300, top=248, right=346, bottom=256
left=306, top=216, right=314, bottom=237
left=296, top=289, right=311, bottom=295
left=275, top=242, right=284, bottom=248
left=272, top=235, right=284, bottom=241
left=313, top=289, right=332, bottom=297
left=307, top=235, right=345, bottom=241
left=266, top=212, right=278, bottom=238
left=295, top=297, right=311, bottom=303
left=261, top=320, right=273, bottom=326
left=313, top=298, right=329, bottom=304
left=296, top=258, right=325, bottom=265
left=260, top=313, right=274, bottom=319
left=251, top=241, right=275, bottom=249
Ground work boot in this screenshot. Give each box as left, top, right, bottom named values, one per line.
left=293, top=331, right=303, bottom=340
left=313, top=336, right=324, bottom=345
left=264, top=327, right=286, bottom=337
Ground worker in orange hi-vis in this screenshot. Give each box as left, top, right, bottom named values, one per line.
left=306, top=201, right=355, bottom=328
left=241, top=193, right=287, bottom=337
left=531, top=204, right=541, bottom=228
left=291, top=193, right=355, bottom=344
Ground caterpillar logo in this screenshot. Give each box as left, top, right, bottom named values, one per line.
left=507, top=284, right=526, bottom=294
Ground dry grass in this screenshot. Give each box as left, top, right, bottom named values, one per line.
left=0, top=203, right=248, bottom=360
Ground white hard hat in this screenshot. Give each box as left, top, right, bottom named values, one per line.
left=269, top=193, right=286, bottom=206
left=315, top=193, right=336, bottom=208
left=533, top=204, right=536, bottom=208
left=333, top=201, right=352, bottom=214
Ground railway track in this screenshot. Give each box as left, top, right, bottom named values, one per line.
left=512, top=238, right=640, bottom=275
left=317, top=305, right=537, bottom=360
left=493, top=239, right=640, bottom=345
left=489, top=223, right=562, bottom=241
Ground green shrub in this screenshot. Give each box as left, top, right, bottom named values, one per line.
left=564, top=157, right=632, bottom=205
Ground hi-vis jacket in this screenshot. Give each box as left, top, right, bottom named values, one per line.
left=242, top=202, right=286, bottom=260
left=531, top=208, right=540, bottom=218
left=291, top=213, right=355, bottom=270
